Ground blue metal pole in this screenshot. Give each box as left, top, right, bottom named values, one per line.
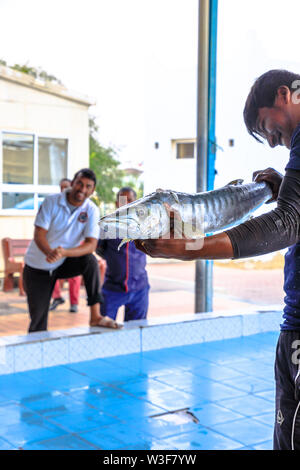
left=207, top=0, right=218, bottom=191
left=195, top=0, right=218, bottom=313
left=206, top=0, right=218, bottom=312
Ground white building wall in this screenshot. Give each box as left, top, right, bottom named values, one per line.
left=143, top=62, right=198, bottom=195
left=0, top=72, right=92, bottom=271
left=142, top=0, right=296, bottom=200
left=0, top=78, right=90, bottom=176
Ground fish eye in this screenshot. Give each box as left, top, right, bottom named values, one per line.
left=136, top=208, right=146, bottom=218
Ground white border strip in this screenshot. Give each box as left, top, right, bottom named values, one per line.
left=0, top=309, right=282, bottom=375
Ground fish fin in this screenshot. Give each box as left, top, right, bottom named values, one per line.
left=118, top=238, right=132, bottom=250
left=155, top=188, right=179, bottom=203
left=226, top=179, right=244, bottom=186
left=170, top=191, right=180, bottom=203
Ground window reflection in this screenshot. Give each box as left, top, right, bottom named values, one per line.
left=38, top=137, right=68, bottom=185
left=1, top=133, right=68, bottom=211
left=176, top=142, right=195, bottom=159
left=2, top=133, right=34, bottom=184
left=2, top=193, right=35, bottom=210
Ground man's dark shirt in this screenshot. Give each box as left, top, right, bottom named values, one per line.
left=97, top=239, right=149, bottom=293
left=225, top=123, right=300, bottom=331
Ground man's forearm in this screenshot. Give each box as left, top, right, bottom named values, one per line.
left=181, top=232, right=233, bottom=260
left=225, top=170, right=300, bottom=259
left=135, top=232, right=234, bottom=260
left=195, top=232, right=234, bottom=260
left=46, top=238, right=97, bottom=264
left=34, top=226, right=52, bottom=256
left=62, top=238, right=97, bottom=258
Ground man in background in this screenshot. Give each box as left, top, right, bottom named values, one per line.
left=97, top=187, right=149, bottom=322
left=49, top=178, right=81, bottom=313
left=24, top=168, right=120, bottom=331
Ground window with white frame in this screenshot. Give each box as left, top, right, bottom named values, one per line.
left=0, top=131, right=68, bottom=213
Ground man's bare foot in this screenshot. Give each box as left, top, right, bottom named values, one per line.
left=90, top=316, right=122, bottom=329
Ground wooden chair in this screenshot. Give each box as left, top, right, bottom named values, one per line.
left=2, top=238, right=31, bottom=295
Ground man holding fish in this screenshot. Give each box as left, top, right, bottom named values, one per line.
left=100, top=70, right=300, bottom=450
left=141, top=70, right=300, bottom=450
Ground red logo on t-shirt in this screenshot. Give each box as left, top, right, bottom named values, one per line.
left=78, top=211, right=88, bottom=223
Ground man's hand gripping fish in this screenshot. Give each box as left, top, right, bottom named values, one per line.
left=99, top=180, right=272, bottom=249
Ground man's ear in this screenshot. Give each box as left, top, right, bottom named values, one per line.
left=276, top=85, right=292, bottom=105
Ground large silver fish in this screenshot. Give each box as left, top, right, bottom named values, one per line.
left=99, top=180, right=272, bottom=246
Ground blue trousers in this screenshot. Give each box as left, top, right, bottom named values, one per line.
left=100, top=286, right=149, bottom=321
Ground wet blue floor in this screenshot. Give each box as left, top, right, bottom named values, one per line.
left=0, top=331, right=278, bottom=450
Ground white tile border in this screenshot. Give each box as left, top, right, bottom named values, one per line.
left=14, top=342, right=42, bottom=372
left=0, top=308, right=283, bottom=374
left=42, top=337, right=69, bottom=368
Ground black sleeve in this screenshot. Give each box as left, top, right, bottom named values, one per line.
left=96, top=239, right=107, bottom=258
left=225, top=169, right=300, bottom=259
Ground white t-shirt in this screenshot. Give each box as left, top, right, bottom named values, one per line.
left=25, top=191, right=100, bottom=270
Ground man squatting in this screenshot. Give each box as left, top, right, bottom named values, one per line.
left=23, top=168, right=120, bottom=332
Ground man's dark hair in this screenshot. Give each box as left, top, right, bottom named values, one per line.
left=59, top=177, right=71, bottom=184
left=117, top=186, right=137, bottom=200
left=72, top=168, right=97, bottom=186
left=243, top=69, right=300, bottom=142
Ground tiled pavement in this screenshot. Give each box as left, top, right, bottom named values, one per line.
left=0, top=262, right=284, bottom=336
left=0, top=331, right=278, bottom=450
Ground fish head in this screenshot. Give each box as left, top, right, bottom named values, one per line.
left=99, top=192, right=170, bottom=240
